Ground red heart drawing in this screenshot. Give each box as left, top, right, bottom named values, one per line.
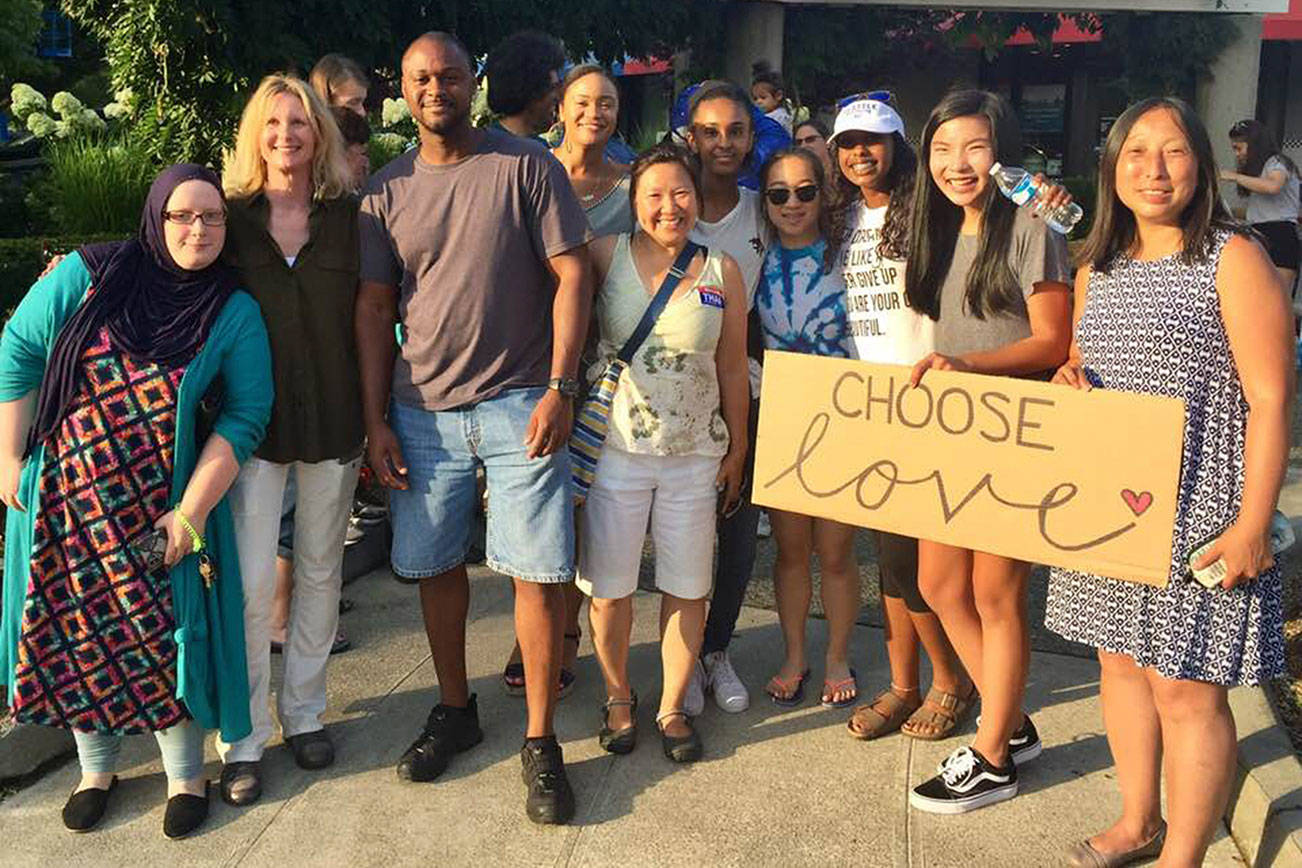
left=1121, top=489, right=1153, bottom=516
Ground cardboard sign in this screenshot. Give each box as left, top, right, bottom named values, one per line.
left=752, top=352, right=1187, bottom=586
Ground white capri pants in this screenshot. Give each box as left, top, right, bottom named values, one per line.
left=577, top=446, right=720, bottom=601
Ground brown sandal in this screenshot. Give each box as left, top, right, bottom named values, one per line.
left=900, top=684, right=977, bottom=741
left=846, top=688, right=921, bottom=741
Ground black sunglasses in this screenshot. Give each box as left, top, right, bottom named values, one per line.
left=765, top=185, right=819, bottom=206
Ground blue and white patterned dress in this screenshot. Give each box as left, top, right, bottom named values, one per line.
left=1045, top=230, right=1286, bottom=686
left=755, top=240, right=850, bottom=358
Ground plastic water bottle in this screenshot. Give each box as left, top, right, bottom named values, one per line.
left=989, top=162, right=1083, bottom=235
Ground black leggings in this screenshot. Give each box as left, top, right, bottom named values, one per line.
left=876, top=530, right=929, bottom=614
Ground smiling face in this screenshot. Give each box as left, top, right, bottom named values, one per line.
left=836, top=130, right=894, bottom=194
left=765, top=155, right=821, bottom=245
left=928, top=114, right=995, bottom=209
left=561, top=72, right=618, bottom=148
left=1115, top=106, right=1199, bottom=228
left=331, top=78, right=368, bottom=118
left=162, top=180, right=226, bottom=271
left=259, top=92, right=317, bottom=176
left=402, top=37, right=475, bottom=136
left=633, top=161, right=699, bottom=248
left=688, top=96, right=753, bottom=179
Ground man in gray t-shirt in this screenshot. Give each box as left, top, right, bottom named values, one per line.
left=355, top=31, right=591, bottom=826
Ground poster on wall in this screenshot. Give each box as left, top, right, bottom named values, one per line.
left=752, top=352, right=1187, bottom=586
left=1020, top=83, right=1067, bottom=134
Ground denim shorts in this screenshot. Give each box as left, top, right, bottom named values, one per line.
left=388, top=387, right=575, bottom=583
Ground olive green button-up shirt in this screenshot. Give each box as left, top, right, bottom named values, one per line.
left=224, top=193, right=364, bottom=463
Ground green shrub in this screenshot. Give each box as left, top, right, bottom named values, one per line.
left=34, top=136, right=154, bottom=235
left=0, top=233, right=124, bottom=315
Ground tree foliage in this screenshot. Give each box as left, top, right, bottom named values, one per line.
left=0, top=0, right=46, bottom=82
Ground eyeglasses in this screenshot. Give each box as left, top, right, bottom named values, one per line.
left=836, top=90, right=894, bottom=110
left=764, top=185, right=819, bottom=206
left=163, top=209, right=227, bottom=227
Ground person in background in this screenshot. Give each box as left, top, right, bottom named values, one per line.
left=485, top=30, right=566, bottom=141
left=0, top=165, right=272, bottom=838
left=333, top=105, right=372, bottom=190
left=793, top=118, right=834, bottom=180
left=1050, top=97, right=1291, bottom=868
left=357, top=32, right=592, bottom=825
left=552, top=64, right=632, bottom=238
left=753, top=146, right=862, bottom=710
left=310, top=53, right=369, bottom=118
left=905, top=89, right=1072, bottom=815
left=218, top=74, right=363, bottom=807
left=683, top=80, right=767, bottom=716
left=580, top=144, right=748, bottom=763
left=751, top=63, right=793, bottom=135
left=1221, top=119, right=1300, bottom=298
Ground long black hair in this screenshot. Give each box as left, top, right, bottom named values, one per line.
left=1080, top=97, right=1242, bottom=273
left=834, top=130, right=916, bottom=262
left=1229, top=118, right=1299, bottom=198
left=904, top=89, right=1023, bottom=321
left=760, top=146, right=842, bottom=270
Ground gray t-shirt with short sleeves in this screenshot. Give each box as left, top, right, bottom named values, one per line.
left=359, top=128, right=593, bottom=411
left=934, top=207, right=1071, bottom=359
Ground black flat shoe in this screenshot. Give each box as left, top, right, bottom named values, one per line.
left=657, top=711, right=702, bottom=763
left=163, top=781, right=210, bottom=839
left=287, top=729, right=335, bottom=770
left=598, top=691, right=638, bottom=755
left=62, top=776, right=118, bottom=832
left=219, top=760, right=262, bottom=806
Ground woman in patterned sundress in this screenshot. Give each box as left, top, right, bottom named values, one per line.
left=1046, top=98, right=1292, bottom=867
left=0, top=165, right=273, bottom=838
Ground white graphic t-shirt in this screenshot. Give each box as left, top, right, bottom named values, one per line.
left=691, top=187, right=767, bottom=309
left=839, top=202, right=934, bottom=365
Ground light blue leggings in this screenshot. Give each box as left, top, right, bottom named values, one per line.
left=73, top=719, right=205, bottom=781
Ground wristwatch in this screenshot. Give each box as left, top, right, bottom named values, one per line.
left=548, top=377, right=580, bottom=398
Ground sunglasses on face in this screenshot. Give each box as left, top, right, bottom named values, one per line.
left=836, top=89, right=894, bottom=110
left=764, top=185, right=819, bottom=206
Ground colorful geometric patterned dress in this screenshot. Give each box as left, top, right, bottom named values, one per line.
left=11, top=325, right=189, bottom=733
left=1045, top=230, right=1286, bottom=687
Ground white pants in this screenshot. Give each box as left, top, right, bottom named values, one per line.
left=218, top=455, right=360, bottom=762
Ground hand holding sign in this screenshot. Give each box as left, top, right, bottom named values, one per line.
left=753, top=352, right=1186, bottom=585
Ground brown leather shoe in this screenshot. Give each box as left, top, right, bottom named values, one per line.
left=1066, top=823, right=1166, bottom=867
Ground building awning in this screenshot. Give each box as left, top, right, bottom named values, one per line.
left=1005, top=15, right=1102, bottom=45
left=612, top=57, right=672, bottom=77
left=1265, top=0, right=1302, bottom=39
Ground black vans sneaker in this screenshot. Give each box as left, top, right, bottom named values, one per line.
left=911, top=746, right=1017, bottom=814
left=521, top=736, right=575, bottom=825
left=396, top=694, right=484, bottom=782
left=970, top=714, right=1042, bottom=767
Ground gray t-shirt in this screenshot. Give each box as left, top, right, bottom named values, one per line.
left=1246, top=155, right=1301, bottom=225
left=359, top=128, right=593, bottom=410
left=934, top=207, right=1071, bottom=359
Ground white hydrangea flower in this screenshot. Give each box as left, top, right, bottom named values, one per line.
left=113, top=87, right=135, bottom=108
left=25, top=111, right=56, bottom=137
left=103, top=102, right=128, bottom=120
left=53, top=119, right=73, bottom=138
left=50, top=91, right=84, bottom=119
left=77, top=108, right=106, bottom=132
left=381, top=97, right=411, bottom=128
left=10, top=83, right=47, bottom=120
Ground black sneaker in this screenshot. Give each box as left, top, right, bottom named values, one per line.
left=911, top=746, right=1017, bottom=814
left=520, top=736, right=575, bottom=825
left=969, top=714, right=1042, bottom=767
left=396, top=694, right=484, bottom=782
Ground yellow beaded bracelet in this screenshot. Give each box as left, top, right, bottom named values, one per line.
left=176, top=510, right=205, bottom=554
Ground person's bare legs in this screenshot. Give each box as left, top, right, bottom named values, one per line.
left=270, top=555, right=292, bottom=645
left=514, top=579, right=565, bottom=738
left=419, top=565, right=470, bottom=708
left=1085, top=650, right=1165, bottom=855
left=505, top=548, right=585, bottom=677
left=814, top=518, right=859, bottom=704
left=1149, top=673, right=1236, bottom=867
left=967, top=553, right=1029, bottom=766
left=769, top=509, right=813, bottom=698
left=917, top=541, right=981, bottom=691
left=588, top=595, right=634, bottom=730
left=911, top=610, right=968, bottom=695
left=659, top=593, right=706, bottom=738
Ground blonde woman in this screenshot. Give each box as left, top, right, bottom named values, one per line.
left=309, top=53, right=369, bottom=117
left=217, top=74, right=363, bottom=807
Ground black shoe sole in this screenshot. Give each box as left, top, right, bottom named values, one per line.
left=396, top=728, right=484, bottom=782
left=525, top=797, right=576, bottom=825
left=599, top=726, right=637, bottom=755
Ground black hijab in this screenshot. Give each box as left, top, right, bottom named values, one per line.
left=28, top=163, right=238, bottom=455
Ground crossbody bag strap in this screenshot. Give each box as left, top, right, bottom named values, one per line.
left=615, top=240, right=705, bottom=365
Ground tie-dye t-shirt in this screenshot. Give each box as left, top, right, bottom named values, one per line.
left=754, top=239, right=850, bottom=357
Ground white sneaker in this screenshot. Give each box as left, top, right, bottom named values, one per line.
left=684, top=659, right=706, bottom=717
left=703, top=650, right=749, bottom=713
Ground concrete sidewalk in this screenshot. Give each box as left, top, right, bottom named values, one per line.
left=0, top=566, right=1246, bottom=867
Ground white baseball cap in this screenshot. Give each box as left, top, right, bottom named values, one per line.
left=830, top=99, right=904, bottom=144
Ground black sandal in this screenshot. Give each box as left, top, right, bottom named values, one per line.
left=558, top=630, right=581, bottom=700
left=599, top=691, right=638, bottom=754
left=656, top=710, right=702, bottom=763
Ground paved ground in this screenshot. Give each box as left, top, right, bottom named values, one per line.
left=0, top=562, right=1247, bottom=867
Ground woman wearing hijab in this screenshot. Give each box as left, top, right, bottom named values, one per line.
left=0, top=164, right=273, bottom=838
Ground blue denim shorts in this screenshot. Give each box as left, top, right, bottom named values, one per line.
left=388, top=387, right=575, bottom=583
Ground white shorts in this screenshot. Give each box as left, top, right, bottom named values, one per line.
left=577, top=446, right=721, bottom=600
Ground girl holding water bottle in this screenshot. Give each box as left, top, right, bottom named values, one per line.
left=903, top=89, right=1073, bottom=815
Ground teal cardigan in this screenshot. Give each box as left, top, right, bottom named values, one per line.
left=0, top=253, right=273, bottom=742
